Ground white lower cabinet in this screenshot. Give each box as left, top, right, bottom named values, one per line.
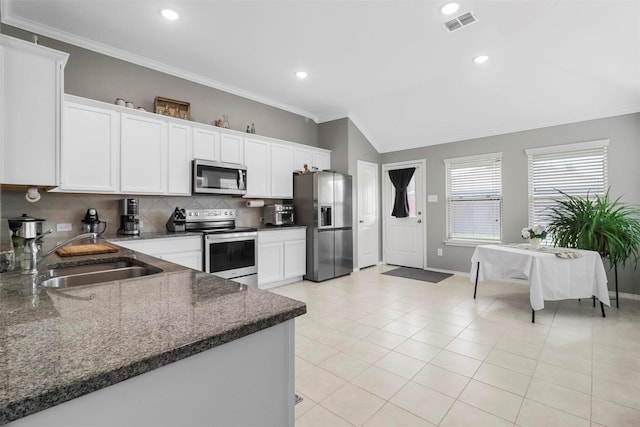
left=257, top=228, right=306, bottom=289
left=113, top=236, right=202, bottom=271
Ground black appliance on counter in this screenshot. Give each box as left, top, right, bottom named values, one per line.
left=166, top=207, right=187, bottom=232
left=182, top=208, right=257, bottom=287
left=118, top=198, right=140, bottom=235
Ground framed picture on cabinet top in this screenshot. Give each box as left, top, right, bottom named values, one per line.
left=154, top=96, right=190, bottom=120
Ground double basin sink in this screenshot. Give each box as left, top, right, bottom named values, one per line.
left=39, top=258, right=163, bottom=289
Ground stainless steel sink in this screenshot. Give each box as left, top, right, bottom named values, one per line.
left=39, top=258, right=162, bottom=289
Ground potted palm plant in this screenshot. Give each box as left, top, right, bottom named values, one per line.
left=547, top=189, right=640, bottom=307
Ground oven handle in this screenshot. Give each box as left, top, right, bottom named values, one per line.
left=205, top=234, right=257, bottom=243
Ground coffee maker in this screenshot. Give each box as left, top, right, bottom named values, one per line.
left=118, top=198, right=140, bottom=235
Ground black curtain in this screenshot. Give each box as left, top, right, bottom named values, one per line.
left=389, top=167, right=415, bottom=218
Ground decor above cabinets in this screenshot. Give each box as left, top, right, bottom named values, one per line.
left=58, top=95, right=330, bottom=197
left=0, top=34, right=68, bottom=187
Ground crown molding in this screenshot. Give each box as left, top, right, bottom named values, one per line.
left=1, top=10, right=321, bottom=123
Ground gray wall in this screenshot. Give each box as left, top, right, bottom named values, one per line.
left=382, top=112, right=640, bottom=294
left=1, top=25, right=319, bottom=146
left=318, top=118, right=383, bottom=267
left=318, top=119, right=349, bottom=174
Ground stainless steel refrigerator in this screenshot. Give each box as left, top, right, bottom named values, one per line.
left=293, top=171, right=353, bottom=282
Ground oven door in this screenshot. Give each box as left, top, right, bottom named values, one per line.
left=204, top=232, right=257, bottom=278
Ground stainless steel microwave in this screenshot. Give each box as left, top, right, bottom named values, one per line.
left=193, top=159, right=247, bottom=195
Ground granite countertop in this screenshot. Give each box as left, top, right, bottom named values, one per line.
left=0, top=247, right=306, bottom=424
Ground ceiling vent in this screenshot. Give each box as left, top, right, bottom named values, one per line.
left=443, top=11, right=477, bottom=32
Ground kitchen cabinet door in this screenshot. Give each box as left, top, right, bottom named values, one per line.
left=257, top=229, right=306, bottom=288
left=257, top=242, right=284, bottom=287
left=59, top=99, right=120, bottom=192
left=270, top=143, right=294, bottom=198
left=220, top=133, right=244, bottom=165
left=167, top=122, right=192, bottom=195
left=120, top=113, right=168, bottom=194
left=0, top=35, right=68, bottom=186
left=284, top=239, right=306, bottom=278
left=244, top=138, right=270, bottom=198
left=192, top=127, right=219, bottom=161
left=293, top=147, right=312, bottom=173
left=312, top=150, right=331, bottom=172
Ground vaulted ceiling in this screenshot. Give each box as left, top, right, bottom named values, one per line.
left=2, top=0, right=639, bottom=153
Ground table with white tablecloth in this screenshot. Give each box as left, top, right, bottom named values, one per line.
left=470, top=244, right=610, bottom=319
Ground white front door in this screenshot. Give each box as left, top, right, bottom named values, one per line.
left=357, top=160, right=379, bottom=269
left=382, top=160, right=426, bottom=268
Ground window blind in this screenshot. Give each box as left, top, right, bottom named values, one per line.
left=527, top=140, right=609, bottom=228
left=445, top=153, right=502, bottom=242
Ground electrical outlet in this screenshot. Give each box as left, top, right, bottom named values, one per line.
left=437, top=248, right=443, bottom=256
left=57, top=223, right=72, bottom=232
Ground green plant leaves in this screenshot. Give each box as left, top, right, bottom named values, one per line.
left=547, top=189, right=640, bottom=270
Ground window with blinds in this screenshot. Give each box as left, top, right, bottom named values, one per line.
left=526, top=139, right=609, bottom=230
left=445, top=153, right=502, bottom=242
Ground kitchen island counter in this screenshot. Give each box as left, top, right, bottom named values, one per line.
left=0, top=247, right=306, bottom=425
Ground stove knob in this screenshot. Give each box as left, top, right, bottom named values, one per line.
left=194, top=212, right=199, bottom=216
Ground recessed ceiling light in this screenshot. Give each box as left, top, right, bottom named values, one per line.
left=473, top=55, right=489, bottom=64
left=161, top=9, right=179, bottom=21
left=441, top=2, right=460, bottom=15
left=295, top=71, right=308, bottom=79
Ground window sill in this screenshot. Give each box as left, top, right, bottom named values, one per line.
left=444, top=239, right=502, bottom=248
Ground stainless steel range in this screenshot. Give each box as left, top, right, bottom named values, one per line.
left=183, top=209, right=257, bottom=287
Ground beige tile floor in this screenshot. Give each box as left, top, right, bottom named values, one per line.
left=270, top=264, right=640, bottom=427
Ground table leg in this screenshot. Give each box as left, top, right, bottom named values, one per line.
left=531, top=309, right=535, bottom=323
left=600, top=301, right=606, bottom=318
left=473, top=262, right=480, bottom=299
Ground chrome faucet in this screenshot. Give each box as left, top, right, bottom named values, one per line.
left=38, top=232, right=98, bottom=262
left=23, top=232, right=99, bottom=275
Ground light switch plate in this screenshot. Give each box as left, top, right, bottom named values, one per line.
left=427, top=195, right=438, bottom=203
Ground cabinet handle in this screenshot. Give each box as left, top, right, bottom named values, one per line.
left=417, top=219, right=422, bottom=223
left=359, top=220, right=364, bottom=223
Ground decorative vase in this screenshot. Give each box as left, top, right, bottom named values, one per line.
left=530, top=238, right=541, bottom=249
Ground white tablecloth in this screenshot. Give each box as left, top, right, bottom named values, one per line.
left=470, top=244, right=610, bottom=310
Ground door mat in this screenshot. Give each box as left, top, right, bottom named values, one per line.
left=383, top=267, right=453, bottom=283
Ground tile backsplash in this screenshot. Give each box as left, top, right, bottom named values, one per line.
left=1, top=190, right=269, bottom=239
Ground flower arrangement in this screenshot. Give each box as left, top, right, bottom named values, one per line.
left=521, top=225, right=547, bottom=240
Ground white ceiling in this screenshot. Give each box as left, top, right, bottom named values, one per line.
left=2, top=0, right=639, bottom=153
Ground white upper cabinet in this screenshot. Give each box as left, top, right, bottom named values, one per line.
left=120, top=113, right=168, bottom=194
left=220, top=133, right=244, bottom=165
left=293, top=145, right=331, bottom=172
left=167, top=122, right=192, bottom=195
left=60, top=98, right=119, bottom=192
left=312, top=150, right=331, bottom=171
left=293, top=146, right=312, bottom=173
left=270, top=143, right=294, bottom=198
left=244, top=138, right=270, bottom=198
left=0, top=35, right=68, bottom=186
left=57, top=95, right=330, bottom=197
left=192, top=127, right=220, bottom=161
